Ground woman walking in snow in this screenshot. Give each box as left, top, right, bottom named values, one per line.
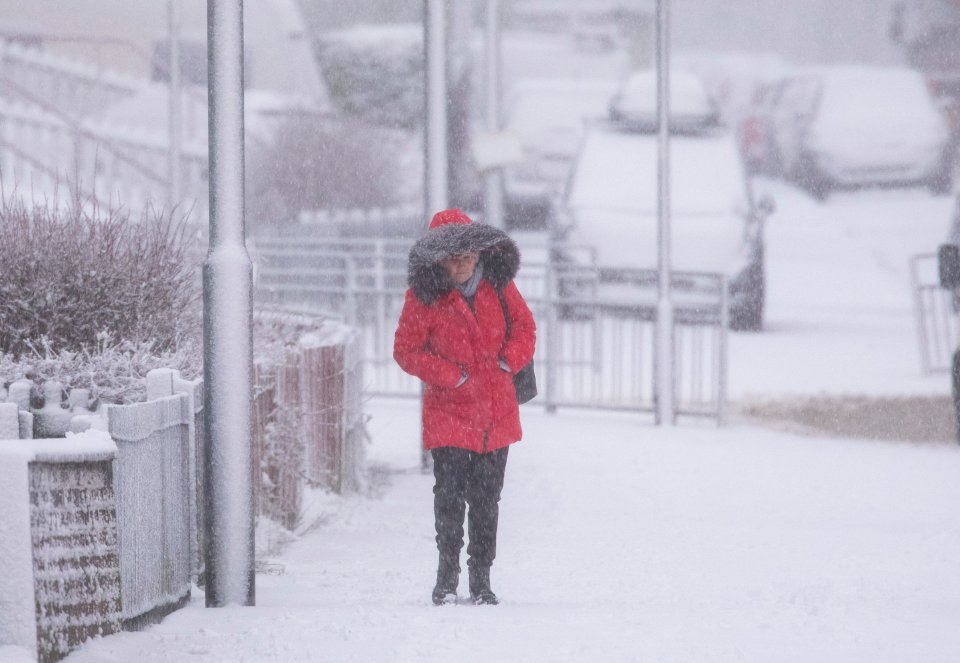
left=393, top=208, right=536, bottom=605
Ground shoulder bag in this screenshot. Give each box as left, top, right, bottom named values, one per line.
left=496, top=287, right=537, bottom=404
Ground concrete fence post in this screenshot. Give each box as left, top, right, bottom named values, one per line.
left=7, top=378, right=32, bottom=411
left=0, top=401, right=19, bottom=438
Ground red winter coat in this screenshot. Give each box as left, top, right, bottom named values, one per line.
left=393, top=210, right=536, bottom=453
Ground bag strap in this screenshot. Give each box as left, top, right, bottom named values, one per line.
left=496, top=287, right=511, bottom=340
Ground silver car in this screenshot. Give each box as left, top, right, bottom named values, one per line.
left=765, top=66, right=954, bottom=200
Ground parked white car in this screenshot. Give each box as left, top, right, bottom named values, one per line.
left=563, top=70, right=769, bottom=330
left=765, top=65, right=954, bottom=199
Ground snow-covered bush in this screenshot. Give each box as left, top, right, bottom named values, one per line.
left=314, top=25, right=423, bottom=130
left=246, top=115, right=407, bottom=225
left=0, top=200, right=201, bottom=358
left=0, top=336, right=201, bottom=405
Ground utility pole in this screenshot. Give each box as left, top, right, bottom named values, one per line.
left=655, top=0, right=675, bottom=426
left=168, top=0, right=182, bottom=209
left=483, top=0, right=504, bottom=228
left=203, top=0, right=255, bottom=606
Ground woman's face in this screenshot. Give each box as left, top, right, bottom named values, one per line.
left=442, top=252, right=480, bottom=285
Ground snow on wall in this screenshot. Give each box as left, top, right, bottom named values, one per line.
left=0, top=443, right=38, bottom=655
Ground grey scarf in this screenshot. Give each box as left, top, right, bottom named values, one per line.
left=455, top=261, right=484, bottom=299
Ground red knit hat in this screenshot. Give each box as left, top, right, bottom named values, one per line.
left=429, top=208, right=473, bottom=229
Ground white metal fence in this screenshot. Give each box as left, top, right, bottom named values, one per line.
left=0, top=40, right=209, bottom=221
left=0, top=96, right=208, bottom=219
left=106, top=378, right=200, bottom=627
left=0, top=41, right=142, bottom=118
left=252, top=235, right=729, bottom=421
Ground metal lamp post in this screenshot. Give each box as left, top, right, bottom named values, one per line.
left=655, top=0, right=675, bottom=425
left=167, top=0, right=182, bottom=209
left=425, top=0, right=449, bottom=218
left=203, top=0, right=255, bottom=607
left=483, top=0, right=504, bottom=228
left=422, top=0, right=448, bottom=471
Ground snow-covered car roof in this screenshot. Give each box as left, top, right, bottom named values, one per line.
left=814, top=66, right=943, bottom=126
left=799, top=65, right=950, bottom=161
left=564, top=124, right=752, bottom=274
left=608, top=69, right=720, bottom=132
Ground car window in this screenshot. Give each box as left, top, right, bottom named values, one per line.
left=608, top=70, right=719, bottom=133
left=777, top=77, right=820, bottom=118
left=760, top=81, right=786, bottom=110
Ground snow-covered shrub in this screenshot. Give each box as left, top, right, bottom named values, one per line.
left=246, top=115, right=407, bottom=225
left=314, top=25, right=423, bottom=130
left=0, top=336, right=201, bottom=405
left=0, top=200, right=201, bottom=358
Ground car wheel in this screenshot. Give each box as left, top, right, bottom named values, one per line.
left=952, top=349, right=960, bottom=443
left=729, top=262, right=765, bottom=332
left=927, top=154, right=956, bottom=196
left=809, top=179, right=832, bottom=202
left=799, top=153, right=832, bottom=202
left=730, top=297, right=764, bottom=332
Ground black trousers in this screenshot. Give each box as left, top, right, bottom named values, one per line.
left=432, top=445, right=509, bottom=570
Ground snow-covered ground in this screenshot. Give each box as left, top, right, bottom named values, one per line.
left=50, top=183, right=960, bottom=663
left=733, top=180, right=953, bottom=399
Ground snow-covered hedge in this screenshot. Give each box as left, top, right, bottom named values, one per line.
left=247, top=116, right=408, bottom=225
left=314, top=25, right=424, bottom=130
left=0, top=200, right=201, bottom=358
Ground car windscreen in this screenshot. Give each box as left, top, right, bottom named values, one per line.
left=567, top=126, right=750, bottom=217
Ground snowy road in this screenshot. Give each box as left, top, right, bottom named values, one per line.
left=60, top=399, right=960, bottom=663
left=51, top=183, right=960, bottom=663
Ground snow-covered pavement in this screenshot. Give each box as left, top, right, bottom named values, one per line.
left=59, top=398, right=960, bottom=663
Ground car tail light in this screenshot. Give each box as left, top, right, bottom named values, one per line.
left=741, top=117, right=765, bottom=160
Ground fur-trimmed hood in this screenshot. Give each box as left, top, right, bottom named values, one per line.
left=407, top=218, right=520, bottom=305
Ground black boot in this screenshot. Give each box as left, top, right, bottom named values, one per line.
left=468, top=565, right=498, bottom=605
left=432, top=557, right=460, bottom=605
